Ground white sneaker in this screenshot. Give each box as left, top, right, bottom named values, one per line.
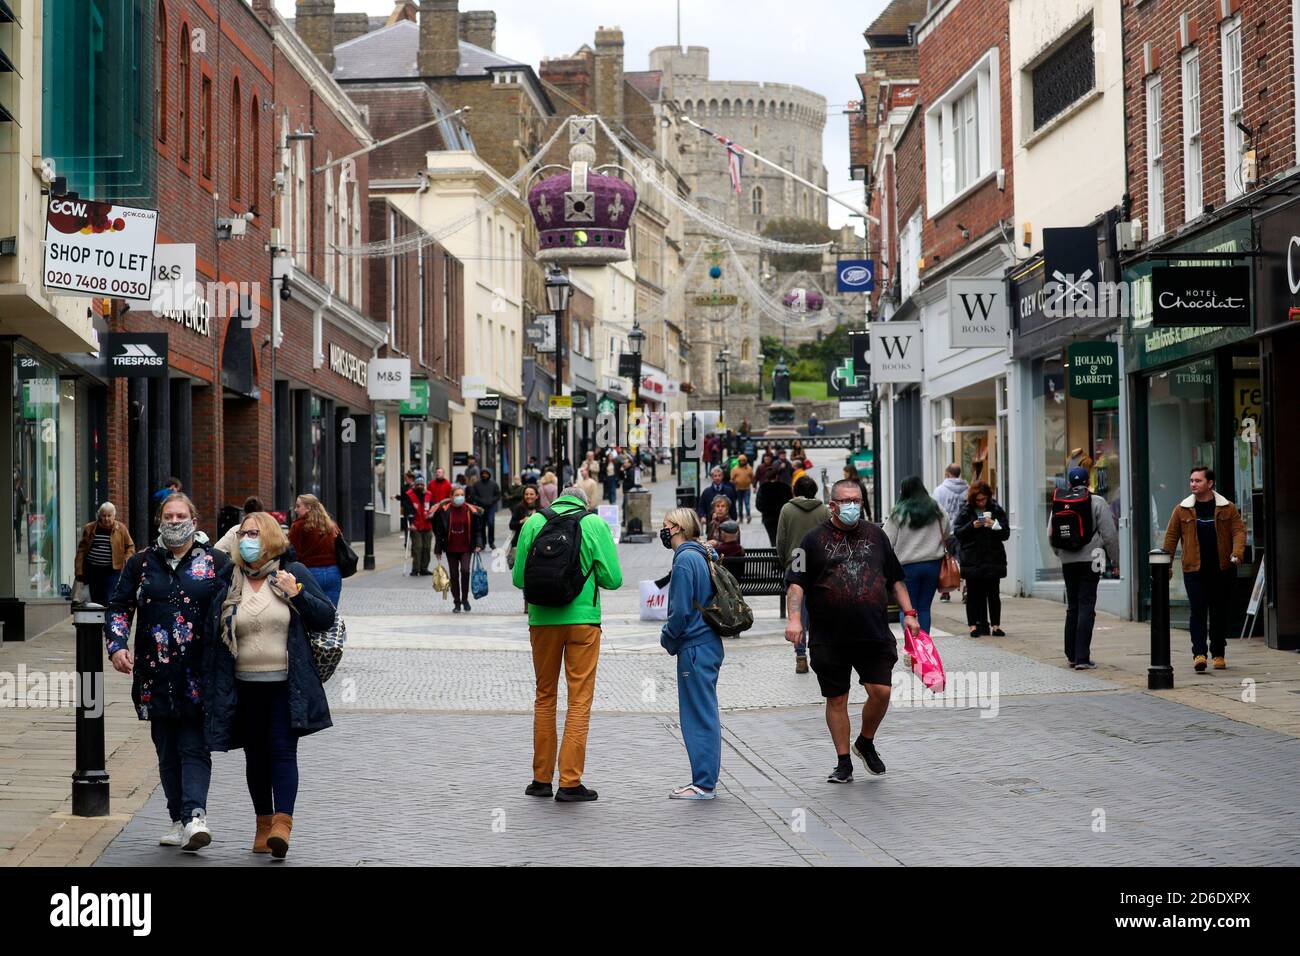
left=181, top=810, right=212, bottom=852
left=159, top=820, right=184, bottom=847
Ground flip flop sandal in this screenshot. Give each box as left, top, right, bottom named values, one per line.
left=669, top=784, right=716, bottom=801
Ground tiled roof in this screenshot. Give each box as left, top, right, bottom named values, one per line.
left=864, top=0, right=928, bottom=40
left=333, top=20, right=526, bottom=81
left=625, top=70, right=663, bottom=101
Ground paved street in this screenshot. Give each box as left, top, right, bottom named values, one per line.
left=89, top=456, right=1300, bottom=867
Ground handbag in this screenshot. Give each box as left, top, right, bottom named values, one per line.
left=334, top=533, right=359, bottom=579
left=432, top=559, right=451, bottom=598
left=308, top=612, right=347, bottom=684
left=470, top=552, right=489, bottom=600
left=937, top=522, right=961, bottom=593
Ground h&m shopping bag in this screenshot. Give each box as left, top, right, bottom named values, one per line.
left=639, top=579, right=669, bottom=622
left=904, top=629, right=947, bottom=693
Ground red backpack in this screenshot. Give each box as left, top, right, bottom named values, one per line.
left=1049, top=488, right=1095, bottom=551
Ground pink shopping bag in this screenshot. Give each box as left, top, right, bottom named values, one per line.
left=904, top=629, right=946, bottom=693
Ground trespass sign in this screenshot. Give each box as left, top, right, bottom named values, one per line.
left=1067, top=341, right=1120, bottom=400
left=43, top=198, right=159, bottom=298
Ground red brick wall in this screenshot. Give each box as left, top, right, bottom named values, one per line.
left=1123, top=0, right=1297, bottom=234
left=917, top=0, right=1014, bottom=262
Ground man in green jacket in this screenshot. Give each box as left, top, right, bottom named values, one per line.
left=511, top=485, right=623, bottom=802
left=776, top=475, right=830, bottom=674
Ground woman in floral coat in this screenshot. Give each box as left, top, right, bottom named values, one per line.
left=106, top=493, right=231, bottom=853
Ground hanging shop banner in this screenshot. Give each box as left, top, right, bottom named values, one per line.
left=103, top=332, right=168, bottom=378
left=948, top=277, right=1007, bottom=348
left=530, top=314, right=556, bottom=353
left=500, top=399, right=520, bottom=426
left=400, top=378, right=430, bottom=420
left=1066, top=341, right=1120, bottom=400
left=1151, top=266, right=1251, bottom=326
left=461, top=374, right=488, bottom=399
left=477, top=395, right=501, bottom=411
left=368, top=358, right=411, bottom=400
left=869, top=321, right=922, bottom=383
left=828, top=330, right=872, bottom=400
left=618, top=353, right=640, bottom=378
left=44, top=198, right=159, bottom=299
left=836, top=259, right=875, bottom=293
left=124, top=242, right=198, bottom=316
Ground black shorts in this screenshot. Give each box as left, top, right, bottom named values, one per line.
left=810, top=640, right=899, bottom=697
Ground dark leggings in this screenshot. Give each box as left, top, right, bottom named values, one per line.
left=447, top=550, right=473, bottom=605
left=964, top=576, right=1002, bottom=628
left=236, top=680, right=299, bottom=817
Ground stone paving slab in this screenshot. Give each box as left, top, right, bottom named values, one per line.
left=95, top=690, right=1300, bottom=867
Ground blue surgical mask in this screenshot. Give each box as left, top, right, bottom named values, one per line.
left=453, top=495, right=465, bottom=506
left=239, top=538, right=262, bottom=564
left=837, top=503, right=862, bottom=527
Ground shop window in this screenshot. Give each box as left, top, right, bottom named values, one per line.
left=155, top=2, right=167, bottom=144
left=1033, top=356, right=1122, bottom=583
left=373, top=414, right=388, bottom=514
left=199, top=71, right=212, bottom=181
left=1146, top=75, right=1164, bottom=239
left=230, top=78, right=242, bottom=201
left=1182, top=49, right=1202, bottom=222
left=179, top=24, right=190, bottom=162
left=13, top=352, right=65, bottom=599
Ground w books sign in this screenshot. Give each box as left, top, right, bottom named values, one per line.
left=948, top=278, right=1007, bottom=347
left=869, top=321, right=922, bottom=383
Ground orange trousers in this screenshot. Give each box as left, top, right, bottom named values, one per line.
left=529, top=624, right=601, bottom=788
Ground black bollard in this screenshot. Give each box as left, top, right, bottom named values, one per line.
left=71, top=602, right=110, bottom=817
left=1148, top=549, right=1175, bottom=690
left=363, top=502, right=376, bottom=571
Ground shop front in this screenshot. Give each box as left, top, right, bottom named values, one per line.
left=1249, top=192, right=1300, bottom=650
left=522, top=359, right=553, bottom=467
left=1122, top=214, right=1260, bottom=630
left=1008, top=218, right=1129, bottom=614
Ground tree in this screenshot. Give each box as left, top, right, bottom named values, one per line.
left=760, top=218, right=834, bottom=274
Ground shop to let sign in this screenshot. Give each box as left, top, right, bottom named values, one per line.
left=44, top=198, right=159, bottom=298
left=1066, top=341, right=1119, bottom=400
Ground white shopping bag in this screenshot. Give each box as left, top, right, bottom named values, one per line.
left=639, top=579, right=669, bottom=622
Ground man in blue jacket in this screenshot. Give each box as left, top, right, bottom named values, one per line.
left=695, top=466, right=736, bottom=522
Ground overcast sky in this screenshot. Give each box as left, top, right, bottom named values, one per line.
left=276, top=0, right=887, bottom=235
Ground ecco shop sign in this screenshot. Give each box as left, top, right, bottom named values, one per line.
left=103, top=333, right=168, bottom=378
left=1150, top=266, right=1250, bottom=326
left=43, top=198, right=159, bottom=298
left=329, top=344, right=368, bottom=387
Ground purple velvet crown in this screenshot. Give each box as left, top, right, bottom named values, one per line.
left=528, top=163, right=638, bottom=265
left=782, top=289, right=825, bottom=312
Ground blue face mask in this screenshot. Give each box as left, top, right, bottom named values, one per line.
left=836, top=503, right=863, bottom=527
left=239, top=538, right=263, bottom=564
left=453, top=496, right=466, bottom=506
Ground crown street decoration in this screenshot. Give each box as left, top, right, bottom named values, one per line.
left=529, top=118, right=638, bottom=265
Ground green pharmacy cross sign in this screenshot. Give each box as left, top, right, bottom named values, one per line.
left=1067, top=341, right=1120, bottom=400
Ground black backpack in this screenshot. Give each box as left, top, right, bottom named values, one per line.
left=523, top=506, right=597, bottom=607
left=1049, top=488, right=1095, bottom=551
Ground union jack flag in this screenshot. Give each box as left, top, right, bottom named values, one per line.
left=700, top=126, right=744, bottom=193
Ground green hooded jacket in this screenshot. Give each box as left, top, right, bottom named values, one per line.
left=511, top=495, right=623, bottom=626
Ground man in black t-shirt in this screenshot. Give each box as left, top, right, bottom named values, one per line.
left=786, top=479, right=921, bottom=784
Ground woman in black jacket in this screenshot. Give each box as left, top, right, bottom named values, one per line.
left=954, top=481, right=1010, bottom=637
left=755, top=474, right=794, bottom=546
left=508, top=484, right=541, bottom=568
left=106, top=493, right=232, bottom=853
left=205, top=510, right=336, bottom=859
left=432, top=489, right=487, bottom=612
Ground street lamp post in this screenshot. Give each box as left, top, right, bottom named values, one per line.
left=715, top=350, right=729, bottom=447
left=756, top=351, right=766, bottom=401
left=628, top=320, right=646, bottom=486
left=545, top=267, right=572, bottom=479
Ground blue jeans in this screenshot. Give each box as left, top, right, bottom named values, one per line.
left=900, top=559, right=942, bottom=635
left=677, top=639, right=725, bottom=791
left=306, top=564, right=342, bottom=607
left=735, top=488, right=752, bottom=520
left=604, top=476, right=618, bottom=504
left=150, top=714, right=211, bottom=823
left=236, top=680, right=299, bottom=816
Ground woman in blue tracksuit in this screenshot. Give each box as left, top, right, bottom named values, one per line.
left=659, top=506, right=724, bottom=800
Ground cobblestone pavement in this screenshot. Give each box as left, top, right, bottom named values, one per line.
left=96, top=691, right=1300, bottom=867
left=90, top=460, right=1300, bottom=866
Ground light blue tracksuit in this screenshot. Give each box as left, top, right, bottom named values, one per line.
left=660, top=541, right=725, bottom=791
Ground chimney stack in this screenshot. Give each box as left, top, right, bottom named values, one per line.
left=295, top=0, right=337, bottom=73
left=459, top=10, right=496, bottom=51
left=594, top=26, right=625, bottom=127
left=418, top=0, right=461, bottom=76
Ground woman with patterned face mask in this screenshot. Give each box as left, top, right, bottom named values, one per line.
left=105, top=493, right=232, bottom=854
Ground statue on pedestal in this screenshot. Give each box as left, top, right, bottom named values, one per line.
left=767, top=359, right=796, bottom=430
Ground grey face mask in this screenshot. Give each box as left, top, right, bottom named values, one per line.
left=159, top=518, right=196, bottom=548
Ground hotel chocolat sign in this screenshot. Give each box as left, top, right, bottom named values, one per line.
left=1150, top=266, right=1250, bottom=327
left=1066, top=341, right=1119, bottom=400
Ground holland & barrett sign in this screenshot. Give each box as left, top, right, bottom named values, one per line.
left=1067, top=341, right=1119, bottom=400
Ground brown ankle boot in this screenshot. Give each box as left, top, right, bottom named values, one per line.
left=267, top=813, right=293, bottom=859
left=253, top=815, right=273, bottom=854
